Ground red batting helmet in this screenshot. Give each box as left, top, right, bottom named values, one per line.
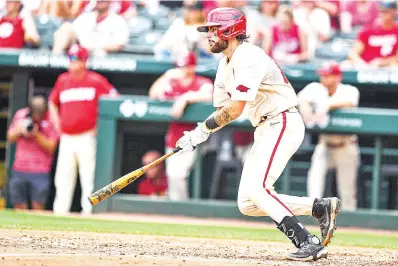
left=67, top=44, right=89, bottom=62
left=197, top=7, right=246, bottom=41
left=175, top=52, right=197, bottom=67
left=317, top=61, right=342, bottom=76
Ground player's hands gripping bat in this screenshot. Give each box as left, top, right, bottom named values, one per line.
left=88, top=147, right=182, bottom=206
left=176, top=123, right=210, bottom=153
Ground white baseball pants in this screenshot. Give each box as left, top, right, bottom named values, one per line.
left=165, top=147, right=196, bottom=201
left=307, top=142, right=359, bottom=210
left=53, top=131, right=96, bottom=214
left=237, top=110, right=315, bottom=224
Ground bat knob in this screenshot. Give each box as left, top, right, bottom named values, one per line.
left=173, top=147, right=182, bottom=153
left=88, top=196, right=94, bottom=205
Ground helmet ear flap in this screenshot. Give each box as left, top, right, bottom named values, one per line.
left=217, top=25, right=231, bottom=40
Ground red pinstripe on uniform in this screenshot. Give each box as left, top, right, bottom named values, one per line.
left=262, top=112, right=294, bottom=215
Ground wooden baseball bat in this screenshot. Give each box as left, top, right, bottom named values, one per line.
left=88, top=147, right=182, bottom=206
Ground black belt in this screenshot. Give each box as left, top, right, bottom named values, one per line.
left=257, top=109, right=289, bottom=127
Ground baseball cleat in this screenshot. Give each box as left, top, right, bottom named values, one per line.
left=286, top=235, right=328, bottom=261
left=312, top=197, right=342, bottom=246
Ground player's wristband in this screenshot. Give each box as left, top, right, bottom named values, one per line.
left=204, top=116, right=221, bottom=133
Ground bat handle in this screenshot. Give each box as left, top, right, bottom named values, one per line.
left=173, top=147, right=182, bottom=153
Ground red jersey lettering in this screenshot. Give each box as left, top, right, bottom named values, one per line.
left=358, top=24, right=398, bottom=62
left=50, top=70, right=118, bottom=134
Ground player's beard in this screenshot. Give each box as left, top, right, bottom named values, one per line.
left=210, top=39, right=228, bottom=53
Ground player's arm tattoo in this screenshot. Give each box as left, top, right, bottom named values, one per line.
left=204, top=106, right=237, bottom=132
left=215, top=108, right=234, bottom=126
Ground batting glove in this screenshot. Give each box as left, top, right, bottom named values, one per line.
left=176, top=122, right=210, bottom=153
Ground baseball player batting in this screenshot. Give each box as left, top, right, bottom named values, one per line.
left=175, top=8, right=340, bottom=261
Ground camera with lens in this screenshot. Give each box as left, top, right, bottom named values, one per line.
left=23, top=113, right=35, bottom=133
left=21, top=96, right=48, bottom=135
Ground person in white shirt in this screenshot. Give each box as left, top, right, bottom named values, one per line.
left=52, top=0, right=129, bottom=56
left=293, top=0, right=332, bottom=57
left=298, top=61, right=360, bottom=211
left=175, top=7, right=340, bottom=262
left=154, top=1, right=212, bottom=60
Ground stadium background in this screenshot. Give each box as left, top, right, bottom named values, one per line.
left=0, top=0, right=398, bottom=219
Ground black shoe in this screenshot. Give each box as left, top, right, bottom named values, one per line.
left=286, top=235, right=328, bottom=261
left=313, top=197, right=342, bottom=246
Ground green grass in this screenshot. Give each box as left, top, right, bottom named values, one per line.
left=1, top=210, right=397, bottom=250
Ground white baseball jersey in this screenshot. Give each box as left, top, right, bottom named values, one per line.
left=213, top=42, right=298, bottom=127
left=298, top=82, right=360, bottom=144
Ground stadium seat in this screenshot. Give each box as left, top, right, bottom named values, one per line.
left=34, top=15, right=62, bottom=49
left=336, top=27, right=361, bottom=40
left=209, top=129, right=242, bottom=199
left=137, top=4, right=170, bottom=21
left=123, top=31, right=164, bottom=55
left=315, top=38, right=352, bottom=61
left=130, top=31, right=163, bottom=46
left=127, top=16, right=153, bottom=38
left=153, top=16, right=171, bottom=31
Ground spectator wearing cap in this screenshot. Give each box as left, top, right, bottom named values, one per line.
left=49, top=44, right=119, bottom=214
left=340, top=0, right=380, bottom=34
left=0, top=0, right=40, bottom=48
left=138, top=151, right=168, bottom=197
left=149, top=51, right=213, bottom=201
left=297, top=61, right=360, bottom=211
left=52, top=0, right=129, bottom=56
left=346, top=0, right=398, bottom=68
left=154, top=0, right=212, bottom=60
left=263, top=6, right=309, bottom=65
left=7, top=95, right=58, bottom=210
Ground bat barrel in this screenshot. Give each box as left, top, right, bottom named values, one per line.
left=87, top=148, right=180, bottom=206
left=88, top=182, right=124, bottom=206
left=88, top=168, right=146, bottom=205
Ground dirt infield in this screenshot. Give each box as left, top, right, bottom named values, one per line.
left=1, top=229, right=398, bottom=266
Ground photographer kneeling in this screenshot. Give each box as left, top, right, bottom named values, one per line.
left=7, top=96, right=59, bottom=210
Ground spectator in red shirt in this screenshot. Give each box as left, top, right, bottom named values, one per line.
left=49, top=44, right=118, bottom=215
left=347, top=0, right=398, bottom=68
left=340, top=0, right=380, bottom=34
left=138, top=151, right=168, bottom=197
left=0, top=0, right=40, bottom=48
left=7, top=96, right=58, bottom=210
left=263, top=6, right=309, bottom=65
left=148, top=52, right=213, bottom=201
